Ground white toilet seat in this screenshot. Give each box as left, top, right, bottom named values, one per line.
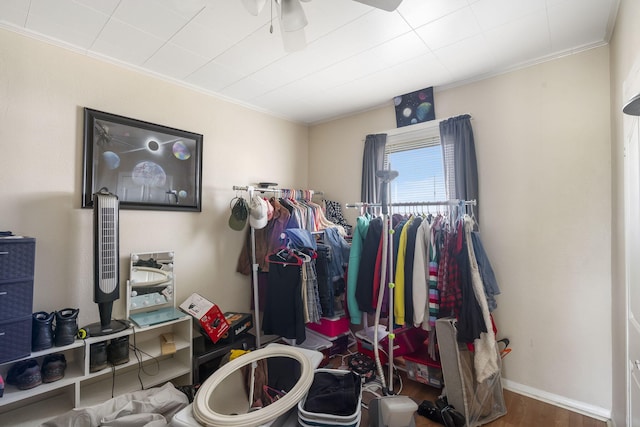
left=192, top=344, right=316, bottom=427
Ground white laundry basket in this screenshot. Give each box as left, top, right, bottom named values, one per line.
left=297, top=369, right=362, bottom=427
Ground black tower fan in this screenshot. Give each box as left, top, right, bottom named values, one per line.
left=84, top=188, right=127, bottom=336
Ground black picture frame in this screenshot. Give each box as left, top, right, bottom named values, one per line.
left=82, top=108, right=203, bottom=212
left=394, top=86, right=435, bottom=128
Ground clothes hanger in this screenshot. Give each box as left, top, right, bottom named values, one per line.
left=266, top=247, right=303, bottom=266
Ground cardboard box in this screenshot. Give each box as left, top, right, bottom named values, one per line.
left=180, top=293, right=229, bottom=343
left=217, top=312, right=253, bottom=344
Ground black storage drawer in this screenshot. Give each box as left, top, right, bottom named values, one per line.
left=0, top=280, right=34, bottom=321
left=0, top=238, right=36, bottom=281
left=0, top=315, right=32, bottom=363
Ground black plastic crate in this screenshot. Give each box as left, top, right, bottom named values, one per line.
left=0, top=238, right=36, bottom=281
left=0, top=315, right=32, bottom=363
left=0, top=279, right=34, bottom=321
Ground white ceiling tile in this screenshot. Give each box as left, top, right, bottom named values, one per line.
left=415, top=7, right=481, bottom=51
left=143, top=43, right=210, bottom=79
left=221, top=76, right=272, bottom=100
left=296, top=0, right=374, bottom=42
left=433, top=35, right=497, bottom=80
left=91, top=19, right=165, bottom=65
left=194, top=1, right=270, bottom=41
left=185, top=60, right=243, bottom=92
left=0, top=0, right=30, bottom=27
left=547, top=0, right=612, bottom=51
left=397, top=0, right=469, bottom=28
left=213, top=24, right=287, bottom=79
left=26, top=0, right=110, bottom=49
left=470, top=0, right=546, bottom=31
left=112, top=0, right=194, bottom=40
left=72, top=0, right=120, bottom=16
left=483, top=10, right=552, bottom=68
left=170, top=20, right=238, bottom=59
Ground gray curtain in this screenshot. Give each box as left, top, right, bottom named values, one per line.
left=361, top=133, right=387, bottom=204
left=439, top=114, right=479, bottom=221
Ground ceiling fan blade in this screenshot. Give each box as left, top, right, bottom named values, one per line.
left=241, top=0, right=267, bottom=15
left=279, top=0, right=308, bottom=32
left=281, top=27, right=307, bottom=52
left=352, top=0, right=403, bottom=12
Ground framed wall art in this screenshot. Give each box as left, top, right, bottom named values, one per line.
left=82, top=108, right=203, bottom=212
left=394, top=86, right=435, bottom=128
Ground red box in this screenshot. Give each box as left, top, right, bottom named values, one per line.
left=306, top=316, right=349, bottom=337
left=180, top=293, right=230, bottom=343
left=379, top=327, right=428, bottom=358
left=403, top=351, right=443, bottom=388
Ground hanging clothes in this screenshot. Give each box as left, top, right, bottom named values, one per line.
left=394, top=217, right=414, bottom=326
left=346, top=215, right=370, bottom=324
left=412, top=218, right=432, bottom=328
left=464, top=215, right=499, bottom=382
left=403, top=216, right=422, bottom=326
left=355, top=216, right=383, bottom=315
left=262, top=254, right=306, bottom=344
left=236, top=198, right=291, bottom=275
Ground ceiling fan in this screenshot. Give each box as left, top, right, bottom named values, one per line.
left=241, top=0, right=403, bottom=51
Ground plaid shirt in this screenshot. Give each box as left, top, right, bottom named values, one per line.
left=438, top=221, right=463, bottom=316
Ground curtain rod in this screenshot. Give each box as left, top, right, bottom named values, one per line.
left=344, top=199, right=476, bottom=208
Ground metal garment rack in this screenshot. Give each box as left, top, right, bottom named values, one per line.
left=232, top=185, right=324, bottom=349
left=345, top=198, right=477, bottom=392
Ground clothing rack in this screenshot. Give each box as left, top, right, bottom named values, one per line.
left=232, top=185, right=324, bottom=349
left=344, top=199, right=476, bottom=209
left=345, top=198, right=476, bottom=393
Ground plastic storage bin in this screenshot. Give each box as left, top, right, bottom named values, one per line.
left=306, top=329, right=349, bottom=358
left=298, top=369, right=362, bottom=427
left=306, top=316, right=349, bottom=337
left=403, top=351, right=443, bottom=388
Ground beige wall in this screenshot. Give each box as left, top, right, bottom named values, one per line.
left=0, top=28, right=309, bottom=327
left=310, top=47, right=612, bottom=415
left=609, top=0, right=640, bottom=426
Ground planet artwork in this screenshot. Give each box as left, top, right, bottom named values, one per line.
left=132, top=161, right=167, bottom=187
left=172, top=141, right=191, bottom=160
left=102, top=151, right=121, bottom=170
left=394, top=86, right=435, bottom=128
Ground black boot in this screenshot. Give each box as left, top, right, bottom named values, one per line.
left=90, top=342, right=108, bottom=373
left=54, top=308, right=79, bottom=347
left=107, top=336, right=130, bottom=366
left=32, top=311, right=54, bottom=352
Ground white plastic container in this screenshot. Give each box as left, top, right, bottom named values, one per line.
left=297, top=369, right=362, bottom=427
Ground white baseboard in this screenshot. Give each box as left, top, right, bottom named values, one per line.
left=501, top=379, right=611, bottom=422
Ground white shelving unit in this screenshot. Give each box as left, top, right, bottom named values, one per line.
left=0, top=316, right=192, bottom=425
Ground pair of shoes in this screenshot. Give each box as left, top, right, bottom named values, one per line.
left=90, top=336, right=130, bottom=372
left=31, top=308, right=79, bottom=351
left=41, top=354, right=67, bottom=383
left=417, top=397, right=465, bottom=427
left=6, top=359, right=42, bottom=390
left=6, top=355, right=68, bottom=390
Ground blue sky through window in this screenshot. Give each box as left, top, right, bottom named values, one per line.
left=387, top=145, right=446, bottom=204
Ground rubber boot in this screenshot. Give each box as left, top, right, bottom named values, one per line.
left=54, top=308, right=79, bottom=347
left=107, top=336, right=130, bottom=366
left=32, top=311, right=54, bottom=352
left=90, top=342, right=108, bottom=373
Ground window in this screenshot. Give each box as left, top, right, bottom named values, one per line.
left=384, top=122, right=447, bottom=208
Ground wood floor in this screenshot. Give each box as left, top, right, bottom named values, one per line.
left=356, top=369, right=607, bottom=427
